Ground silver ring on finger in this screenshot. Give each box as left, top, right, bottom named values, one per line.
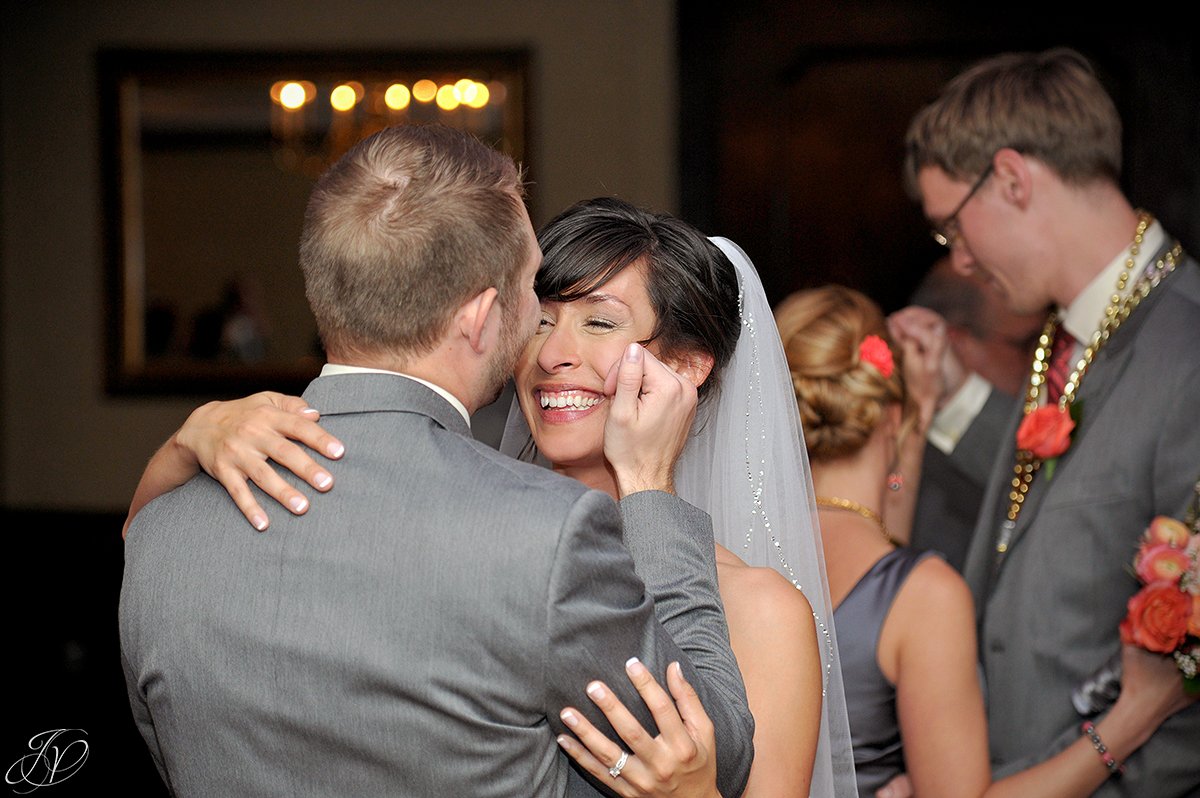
left=608, top=750, right=629, bottom=779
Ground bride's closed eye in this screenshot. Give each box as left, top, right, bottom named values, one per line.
left=582, top=317, right=620, bottom=332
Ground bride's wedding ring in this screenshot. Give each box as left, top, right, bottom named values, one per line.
left=608, top=750, right=629, bottom=779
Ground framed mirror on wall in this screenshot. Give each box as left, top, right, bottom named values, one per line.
left=99, top=48, right=530, bottom=395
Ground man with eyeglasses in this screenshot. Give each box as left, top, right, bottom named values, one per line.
left=893, top=47, right=1200, bottom=796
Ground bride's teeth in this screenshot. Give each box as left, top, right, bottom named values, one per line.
left=539, top=391, right=600, bottom=409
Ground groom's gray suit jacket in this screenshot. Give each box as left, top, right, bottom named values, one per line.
left=961, top=249, right=1200, bottom=796
left=120, top=373, right=753, bottom=798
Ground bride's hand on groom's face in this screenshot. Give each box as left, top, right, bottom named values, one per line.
left=178, top=392, right=345, bottom=530
left=601, top=344, right=698, bottom=498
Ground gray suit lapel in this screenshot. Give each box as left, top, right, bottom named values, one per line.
left=301, top=372, right=473, bottom=438
left=984, top=240, right=1186, bottom=581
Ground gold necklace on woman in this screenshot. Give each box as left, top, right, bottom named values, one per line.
left=997, top=211, right=1184, bottom=555
left=815, top=496, right=898, bottom=546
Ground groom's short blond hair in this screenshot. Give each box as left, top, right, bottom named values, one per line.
left=299, top=124, right=528, bottom=360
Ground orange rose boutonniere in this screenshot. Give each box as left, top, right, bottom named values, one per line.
left=1016, top=405, right=1075, bottom=459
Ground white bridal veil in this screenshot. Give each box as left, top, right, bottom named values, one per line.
left=500, top=236, right=856, bottom=797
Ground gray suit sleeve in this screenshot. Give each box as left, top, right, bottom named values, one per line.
left=619, top=490, right=754, bottom=795
left=544, top=489, right=753, bottom=798
left=120, top=642, right=170, bottom=788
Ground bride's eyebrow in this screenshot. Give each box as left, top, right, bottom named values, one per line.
left=582, top=293, right=631, bottom=310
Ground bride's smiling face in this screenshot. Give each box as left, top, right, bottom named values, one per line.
left=514, top=260, right=660, bottom=471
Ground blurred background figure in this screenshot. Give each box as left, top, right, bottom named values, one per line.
left=188, top=275, right=272, bottom=363
left=899, top=257, right=1045, bottom=570
left=908, top=256, right=1043, bottom=397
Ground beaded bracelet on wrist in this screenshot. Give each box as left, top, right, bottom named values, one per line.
left=1081, top=720, right=1125, bottom=778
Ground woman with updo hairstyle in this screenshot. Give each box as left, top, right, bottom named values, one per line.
left=775, top=284, right=1196, bottom=798
left=776, top=285, right=961, bottom=796
left=781, top=286, right=916, bottom=465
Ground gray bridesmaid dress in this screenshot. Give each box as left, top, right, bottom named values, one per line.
left=833, top=547, right=939, bottom=795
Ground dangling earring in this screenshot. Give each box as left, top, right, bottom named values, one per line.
left=887, top=438, right=904, bottom=492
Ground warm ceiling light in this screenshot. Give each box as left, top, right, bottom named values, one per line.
left=436, top=84, right=460, bottom=110
left=465, top=82, right=490, bottom=109
left=278, top=81, right=307, bottom=110
left=412, top=79, right=437, bottom=103
left=453, top=79, right=477, bottom=104
left=330, top=84, right=359, bottom=112
left=384, top=83, right=411, bottom=110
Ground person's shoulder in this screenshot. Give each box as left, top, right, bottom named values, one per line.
left=882, top=551, right=976, bottom=675
left=891, top=551, right=973, bottom=618
left=459, top=437, right=604, bottom=514
left=1150, top=254, right=1200, bottom=323
left=902, top=551, right=969, bottom=596
left=1127, top=261, right=1200, bottom=377
left=723, top=561, right=815, bottom=630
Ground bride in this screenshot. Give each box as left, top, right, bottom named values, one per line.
left=123, top=197, right=858, bottom=796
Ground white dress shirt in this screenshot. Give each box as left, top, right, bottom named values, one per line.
left=929, top=220, right=1165, bottom=454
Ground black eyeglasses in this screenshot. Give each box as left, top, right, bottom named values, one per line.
left=930, top=163, right=994, bottom=248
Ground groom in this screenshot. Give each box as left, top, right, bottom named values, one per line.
left=120, top=124, right=753, bottom=797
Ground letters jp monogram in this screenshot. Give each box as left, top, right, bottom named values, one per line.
left=5, top=729, right=89, bottom=793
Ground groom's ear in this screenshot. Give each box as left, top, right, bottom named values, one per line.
left=664, top=350, right=716, bottom=388
left=456, top=287, right=500, bottom=354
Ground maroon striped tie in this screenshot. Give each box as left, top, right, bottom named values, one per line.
left=1046, top=328, right=1077, bottom=404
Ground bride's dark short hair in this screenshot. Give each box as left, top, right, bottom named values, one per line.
left=534, top=196, right=741, bottom=401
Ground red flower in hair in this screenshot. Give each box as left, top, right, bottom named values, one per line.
left=859, top=335, right=894, bottom=378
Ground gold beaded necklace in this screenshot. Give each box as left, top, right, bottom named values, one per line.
left=997, top=211, right=1184, bottom=555
left=815, top=496, right=898, bottom=546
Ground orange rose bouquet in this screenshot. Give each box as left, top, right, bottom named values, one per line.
left=1073, top=510, right=1200, bottom=714
left=1120, top=515, right=1200, bottom=684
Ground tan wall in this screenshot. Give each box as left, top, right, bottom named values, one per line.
left=0, top=0, right=678, bottom=511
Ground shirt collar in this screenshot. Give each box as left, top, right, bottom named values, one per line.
left=318, top=363, right=471, bottom=429
left=1059, top=219, right=1164, bottom=343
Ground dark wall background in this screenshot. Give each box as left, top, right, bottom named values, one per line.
left=679, top=1, right=1199, bottom=313
left=5, top=512, right=166, bottom=795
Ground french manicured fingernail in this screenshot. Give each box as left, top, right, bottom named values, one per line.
left=327, top=442, right=345, bottom=458
left=251, top=515, right=268, bottom=532
left=289, top=496, right=308, bottom=513
left=556, top=735, right=571, bottom=749
left=314, top=471, right=333, bottom=489
left=586, top=681, right=607, bottom=700
left=301, top=407, right=319, bottom=417
left=561, top=709, right=579, bottom=728
left=625, top=343, right=641, bottom=362
left=625, top=657, right=646, bottom=676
